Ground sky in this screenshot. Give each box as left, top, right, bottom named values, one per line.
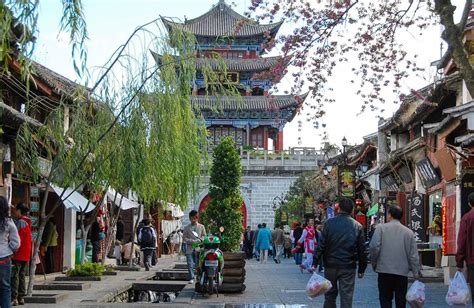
left=33, top=0, right=465, bottom=150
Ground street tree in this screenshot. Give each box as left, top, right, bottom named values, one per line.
left=248, top=0, right=474, bottom=119
left=201, top=137, right=244, bottom=252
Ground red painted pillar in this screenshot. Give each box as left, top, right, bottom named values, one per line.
left=276, top=130, right=284, bottom=151
left=263, top=127, right=268, bottom=150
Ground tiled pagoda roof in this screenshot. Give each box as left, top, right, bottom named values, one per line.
left=151, top=51, right=288, bottom=72
left=30, top=61, right=83, bottom=99
left=191, top=94, right=306, bottom=112
left=161, top=1, right=282, bottom=38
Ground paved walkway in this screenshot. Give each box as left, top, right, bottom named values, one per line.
left=18, top=256, right=472, bottom=307
left=23, top=257, right=178, bottom=307
left=190, top=257, right=471, bottom=307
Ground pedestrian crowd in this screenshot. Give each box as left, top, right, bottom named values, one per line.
left=241, top=195, right=473, bottom=308
left=0, top=196, right=31, bottom=307
left=0, top=195, right=162, bottom=308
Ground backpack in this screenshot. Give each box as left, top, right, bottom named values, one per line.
left=284, top=236, right=292, bottom=249
left=140, top=227, right=155, bottom=247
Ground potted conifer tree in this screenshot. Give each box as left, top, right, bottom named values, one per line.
left=201, top=137, right=246, bottom=293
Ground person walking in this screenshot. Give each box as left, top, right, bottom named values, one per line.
left=315, top=198, right=367, bottom=308
left=137, top=219, right=157, bottom=271
left=315, top=221, right=324, bottom=273
left=255, top=223, right=272, bottom=263
left=243, top=226, right=254, bottom=260
left=11, top=203, right=32, bottom=306
left=294, top=218, right=317, bottom=272
left=41, top=218, right=57, bottom=272
left=272, top=224, right=285, bottom=264
left=182, top=210, right=206, bottom=284
left=292, top=222, right=304, bottom=266
left=90, top=219, right=101, bottom=263
left=369, top=205, right=420, bottom=308
left=456, top=192, right=474, bottom=307
left=253, top=224, right=261, bottom=261
left=0, top=196, right=20, bottom=308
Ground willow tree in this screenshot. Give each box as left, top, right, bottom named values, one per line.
left=11, top=16, right=210, bottom=293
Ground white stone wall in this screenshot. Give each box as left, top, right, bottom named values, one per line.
left=185, top=175, right=298, bottom=230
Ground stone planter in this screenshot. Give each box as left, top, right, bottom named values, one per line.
left=219, top=251, right=246, bottom=293
left=55, top=275, right=102, bottom=281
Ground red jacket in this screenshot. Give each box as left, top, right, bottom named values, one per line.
left=456, top=209, right=474, bottom=268
left=12, top=215, right=33, bottom=262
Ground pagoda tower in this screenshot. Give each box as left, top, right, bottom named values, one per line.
left=155, top=0, right=305, bottom=152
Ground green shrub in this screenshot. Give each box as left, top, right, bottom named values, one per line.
left=201, top=137, right=243, bottom=252
left=66, top=262, right=106, bottom=277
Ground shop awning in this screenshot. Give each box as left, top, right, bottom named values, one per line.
left=107, top=188, right=139, bottom=210
left=51, top=185, right=95, bottom=213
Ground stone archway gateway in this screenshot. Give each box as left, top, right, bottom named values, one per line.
left=198, top=195, right=247, bottom=228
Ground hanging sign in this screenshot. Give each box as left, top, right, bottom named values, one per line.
left=407, top=193, right=425, bottom=242
left=461, top=171, right=474, bottom=217
left=382, top=174, right=399, bottom=191
left=416, top=158, right=440, bottom=188
left=338, top=166, right=356, bottom=198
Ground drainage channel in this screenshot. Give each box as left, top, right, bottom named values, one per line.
left=108, top=281, right=187, bottom=303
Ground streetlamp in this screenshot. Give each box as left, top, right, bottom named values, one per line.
left=341, top=136, right=348, bottom=164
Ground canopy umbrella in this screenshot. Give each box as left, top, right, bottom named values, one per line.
left=51, top=185, right=95, bottom=213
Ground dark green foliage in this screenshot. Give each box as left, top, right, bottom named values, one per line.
left=202, top=137, right=243, bottom=251
left=66, top=262, right=106, bottom=277
left=209, top=137, right=242, bottom=199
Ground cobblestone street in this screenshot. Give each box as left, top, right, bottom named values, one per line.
left=190, top=256, right=469, bottom=307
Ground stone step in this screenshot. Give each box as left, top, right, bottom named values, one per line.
left=173, top=263, right=188, bottom=270
left=55, top=276, right=102, bottom=281
left=113, top=265, right=142, bottom=271
left=23, top=293, right=68, bottom=304
left=156, top=270, right=188, bottom=280
left=34, top=282, right=91, bottom=291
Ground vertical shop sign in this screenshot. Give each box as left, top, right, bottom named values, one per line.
left=407, top=193, right=425, bottom=242
left=338, top=166, right=356, bottom=199
left=442, top=196, right=447, bottom=255
left=461, top=172, right=474, bottom=217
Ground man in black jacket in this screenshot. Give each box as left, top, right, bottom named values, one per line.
left=315, top=198, right=367, bottom=308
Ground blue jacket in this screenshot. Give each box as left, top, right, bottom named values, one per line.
left=255, top=227, right=272, bottom=250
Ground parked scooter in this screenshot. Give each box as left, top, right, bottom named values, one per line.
left=192, top=227, right=225, bottom=295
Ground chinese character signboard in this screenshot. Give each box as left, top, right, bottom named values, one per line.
left=415, top=158, right=440, bottom=188
left=461, top=171, right=474, bottom=217
left=407, top=193, right=425, bottom=242
left=338, top=166, right=355, bottom=199
left=208, top=72, right=239, bottom=85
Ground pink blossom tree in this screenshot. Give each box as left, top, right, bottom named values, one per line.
left=247, top=0, right=474, bottom=118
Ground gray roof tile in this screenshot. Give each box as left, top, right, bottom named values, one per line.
left=161, top=1, right=282, bottom=38
left=191, top=94, right=306, bottom=112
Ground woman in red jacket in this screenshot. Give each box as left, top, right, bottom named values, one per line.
left=11, top=203, right=32, bottom=306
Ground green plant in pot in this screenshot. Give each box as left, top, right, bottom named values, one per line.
left=66, top=262, right=106, bottom=277
left=201, top=137, right=243, bottom=252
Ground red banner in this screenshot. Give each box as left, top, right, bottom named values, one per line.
left=442, top=196, right=447, bottom=255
